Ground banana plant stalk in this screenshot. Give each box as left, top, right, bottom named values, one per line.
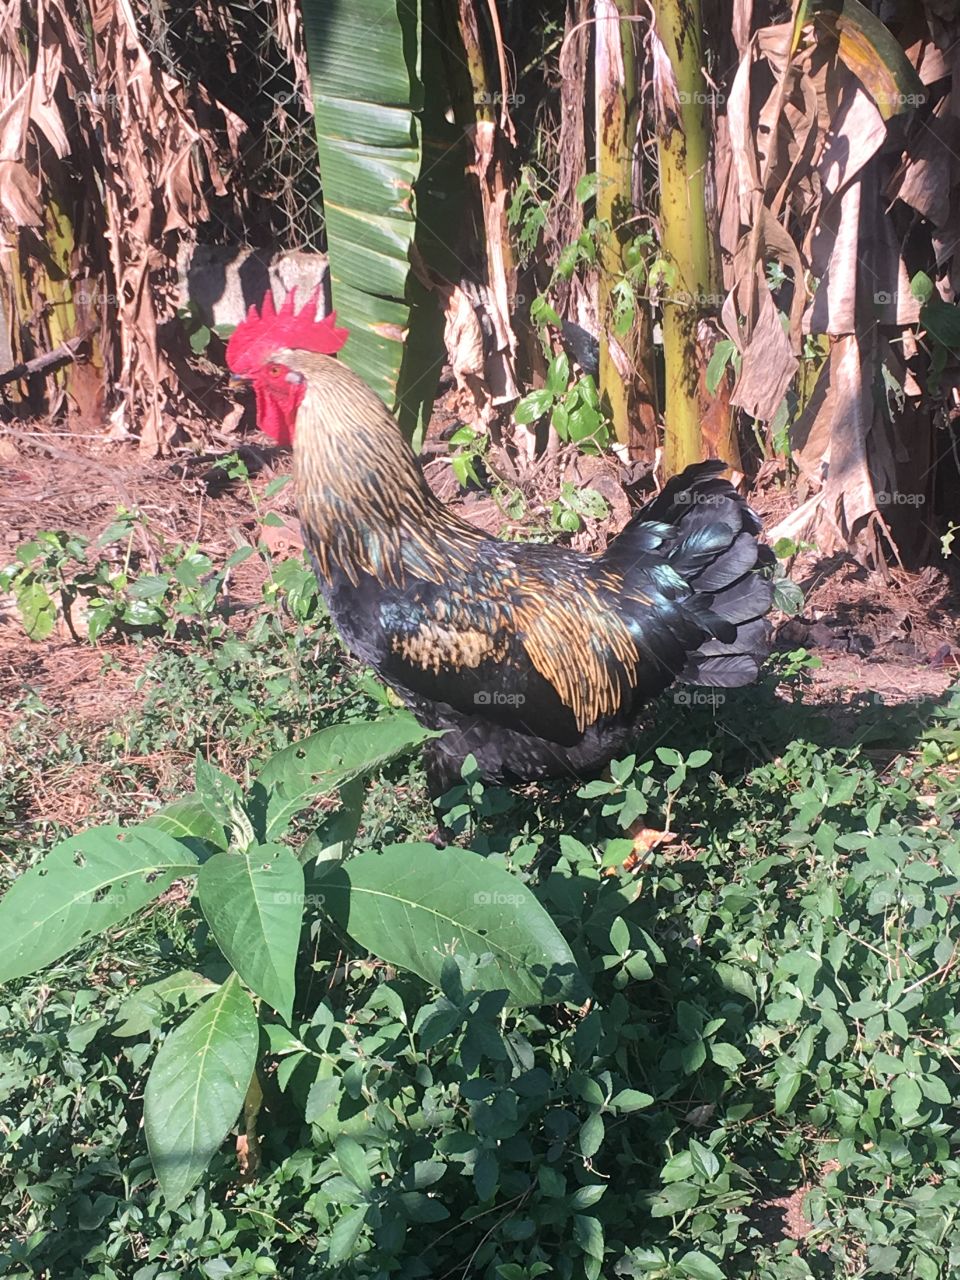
left=653, top=0, right=740, bottom=474
left=595, top=0, right=636, bottom=449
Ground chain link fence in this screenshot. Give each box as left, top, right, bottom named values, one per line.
left=0, top=0, right=326, bottom=446
left=139, top=0, right=324, bottom=253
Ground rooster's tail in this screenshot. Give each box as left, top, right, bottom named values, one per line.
left=608, top=460, right=776, bottom=689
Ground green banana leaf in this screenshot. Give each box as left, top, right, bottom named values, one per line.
left=301, top=0, right=463, bottom=438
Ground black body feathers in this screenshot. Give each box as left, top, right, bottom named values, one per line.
left=282, top=351, right=775, bottom=791
left=312, top=457, right=774, bottom=789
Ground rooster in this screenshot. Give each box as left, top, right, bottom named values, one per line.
left=227, top=291, right=775, bottom=793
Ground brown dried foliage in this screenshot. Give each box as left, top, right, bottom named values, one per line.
left=0, top=0, right=244, bottom=452
left=719, top=2, right=959, bottom=565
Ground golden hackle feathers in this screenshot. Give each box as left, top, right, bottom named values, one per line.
left=284, top=349, right=486, bottom=588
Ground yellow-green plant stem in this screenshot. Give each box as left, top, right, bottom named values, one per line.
left=654, top=0, right=740, bottom=474
left=595, top=0, right=636, bottom=448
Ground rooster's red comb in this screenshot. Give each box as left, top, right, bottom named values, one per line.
left=226, top=287, right=349, bottom=375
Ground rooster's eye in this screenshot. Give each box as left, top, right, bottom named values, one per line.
left=266, top=363, right=282, bottom=378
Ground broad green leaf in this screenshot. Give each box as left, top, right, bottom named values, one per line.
left=911, top=270, right=935, bottom=304
left=474, top=1148, right=499, bottom=1201
left=608, top=916, right=630, bottom=957
left=174, top=552, right=213, bottom=588
left=920, top=1072, right=951, bottom=1105
left=225, top=545, right=256, bottom=568
left=710, top=1042, right=745, bottom=1069
left=705, top=339, right=737, bottom=395
left=579, top=1112, right=604, bottom=1158
left=119, top=600, right=163, bottom=628
left=144, top=975, right=258, bottom=1206
left=570, top=1185, right=606, bottom=1209
left=774, top=1067, right=803, bottom=1115
left=891, top=1073, right=923, bottom=1119
left=16, top=581, right=56, bottom=640
left=322, top=844, right=586, bottom=1006
left=573, top=1214, right=604, bottom=1262
left=689, top=1139, right=720, bottom=1180
left=514, top=388, right=554, bottom=425
left=678, top=1253, right=725, bottom=1280
left=128, top=573, right=170, bottom=601
left=305, top=1076, right=340, bottom=1122
left=715, top=962, right=757, bottom=1004
left=821, top=1008, right=849, bottom=1059
left=0, top=826, right=197, bottom=982
left=263, top=475, right=292, bottom=499
left=114, top=970, right=219, bottom=1038
left=302, top=0, right=461, bottom=433
left=774, top=578, right=805, bottom=616
left=662, top=1151, right=695, bottom=1183
left=86, top=603, right=115, bottom=641
left=194, top=756, right=246, bottom=831
left=609, top=1089, right=653, bottom=1112
left=327, top=1205, right=368, bottom=1266
left=575, top=173, right=599, bottom=203
left=336, top=1137, right=373, bottom=1193
left=141, top=795, right=229, bottom=852
left=546, top=353, right=571, bottom=396
left=197, top=845, right=305, bottom=1022
left=651, top=1181, right=700, bottom=1217
left=258, top=713, right=435, bottom=838
left=569, top=1072, right=605, bottom=1107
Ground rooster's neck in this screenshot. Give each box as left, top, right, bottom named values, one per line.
left=289, top=356, right=482, bottom=589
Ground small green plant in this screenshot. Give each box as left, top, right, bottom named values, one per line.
left=514, top=353, right=611, bottom=455
left=0, top=513, right=247, bottom=642
left=772, top=536, right=815, bottom=559
left=0, top=714, right=585, bottom=1209
left=549, top=481, right=610, bottom=534
left=512, top=170, right=668, bottom=350
left=177, top=301, right=233, bottom=355
left=0, top=527, right=95, bottom=639
left=447, top=421, right=489, bottom=488
left=768, top=644, right=822, bottom=697
left=0, top=503, right=326, bottom=645
left=506, top=166, right=549, bottom=268
left=768, top=537, right=810, bottom=616
left=578, top=745, right=714, bottom=832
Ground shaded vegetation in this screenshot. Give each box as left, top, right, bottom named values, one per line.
left=1, top=514, right=959, bottom=1277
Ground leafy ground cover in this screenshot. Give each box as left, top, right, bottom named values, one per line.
left=1, top=491, right=959, bottom=1280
